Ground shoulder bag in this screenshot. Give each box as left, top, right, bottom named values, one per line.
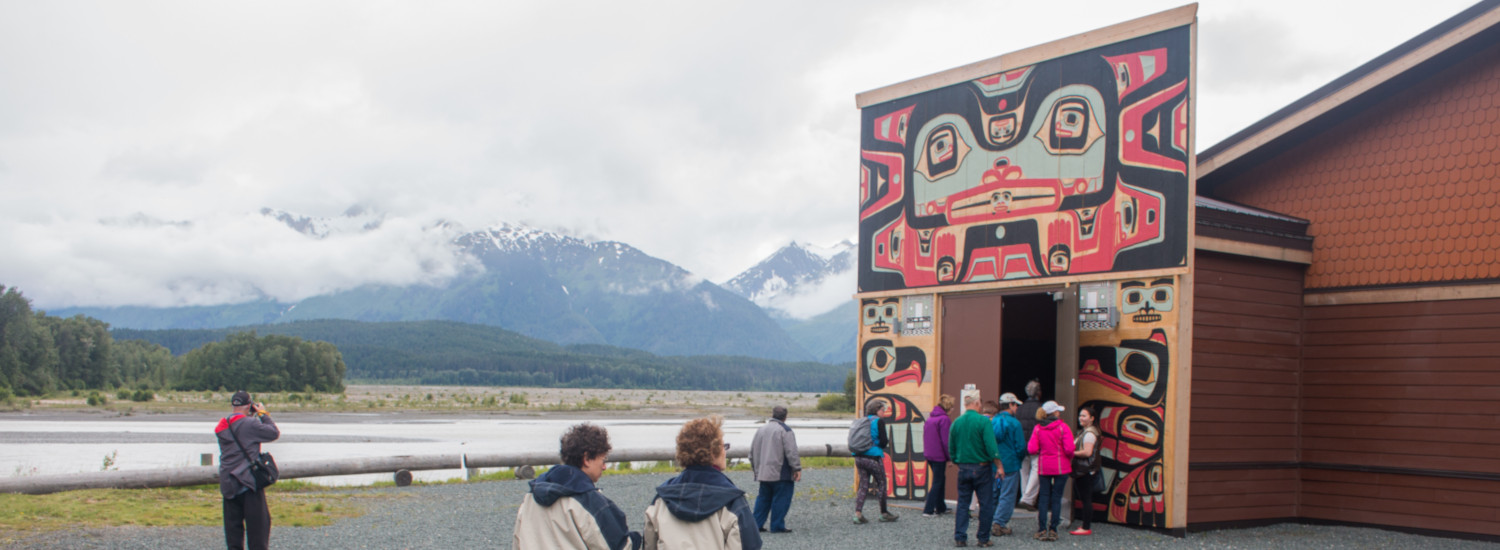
left=226, top=416, right=279, bottom=490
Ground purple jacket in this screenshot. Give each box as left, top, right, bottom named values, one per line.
left=922, top=405, right=952, bottom=463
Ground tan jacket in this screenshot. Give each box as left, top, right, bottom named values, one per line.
left=513, top=493, right=611, bottom=550
left=643, top=499, right=744, bottom=550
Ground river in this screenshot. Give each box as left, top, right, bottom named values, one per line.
left=0, top=412, right=853, bottom=486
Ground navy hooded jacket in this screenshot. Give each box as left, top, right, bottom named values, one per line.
left=652, top=465, right=762, bottom=550
left=525, top=464, right=642, bottom=550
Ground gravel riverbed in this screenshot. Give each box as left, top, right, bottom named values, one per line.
left=7, top=468, right=1497, bottom=549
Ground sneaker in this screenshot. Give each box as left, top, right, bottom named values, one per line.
left=953, top=541, right=967, bottom=548
left=923, top=513, right=936, bottom=518
left=1033, top=531, right=1045, bottom=540
left=770, top=528, right=793, bottom=534
left=993, top=526, right=1012, bottom=536
left=1046, top=529, right=1059, bottom=541
left=975, top=541, right=994, bottom=548
left=879, top=512, right=899, bottom=522
left=1019, top=502, right=1036, bottom=512
left=853, top=514, right=868, bottom=525
left=1069, top=528, right=1092, bottom=536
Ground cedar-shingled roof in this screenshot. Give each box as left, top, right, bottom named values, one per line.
left=1197, top=0, right=1500, bottom=195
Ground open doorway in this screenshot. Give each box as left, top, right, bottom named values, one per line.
left=1000, top=293, right=1058, bottom=402
left=938, top=288, right=1075, bottom=502
left=939, top=291, right=1060, bottom=404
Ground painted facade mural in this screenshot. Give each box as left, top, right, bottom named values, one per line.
left=857, top=295, right=937, bottom=500
left=1077, top=276, right=1179, bottom=528
left=857, top=27, right=1192, bottom=293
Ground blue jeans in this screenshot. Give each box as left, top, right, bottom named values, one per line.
left=1037, top=475, right=1068, bottom=532
left=753, top=480, right=795, bottom=532
left=953, top=463, right=995, bottom=543
left=990, top=469, right=1020, bottom=528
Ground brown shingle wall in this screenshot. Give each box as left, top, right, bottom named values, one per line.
left=1216, top=41, right=1500, bottom=290
left=1188, top=251, right=1304, bottom=523
left=1301, top=297, right=1500, bottom=535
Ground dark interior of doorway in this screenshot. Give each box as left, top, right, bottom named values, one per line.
left=1001, top=293, right=1058, bottom=404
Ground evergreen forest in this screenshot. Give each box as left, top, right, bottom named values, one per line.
left=0, top=285, right=344, bottom=397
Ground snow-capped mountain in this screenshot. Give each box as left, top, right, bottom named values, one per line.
left=57, top=214, right=815, bottom=362
left=723, top=240, right=855, bottom=319
left=722, top=241, right=858, bottom=364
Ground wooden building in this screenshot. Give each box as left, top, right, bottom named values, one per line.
left=1190, top=0, right=1500, bottom=538
left=852, top=0, right=1500, bottom=540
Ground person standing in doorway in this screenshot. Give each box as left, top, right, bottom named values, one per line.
left=988, top=392, right=1026, bottom=538
left=1016, top=379, right=1044, bottom=511
left=948, top=393, right=1002, bottom=547
left=922, top=394, right=956, bottom=517
left=750, top=405, right=801, bottom=534
left=852, top=400, right=898, bottom=524
left=216, top=391, right=279, bottom=550
left=1027, top=401, right=1075, bottom=542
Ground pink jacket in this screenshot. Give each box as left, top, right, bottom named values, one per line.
left=1026, top=418, right=1076, bottom=476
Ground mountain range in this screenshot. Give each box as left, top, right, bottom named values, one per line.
left=56, top=210, right=859, bottom=364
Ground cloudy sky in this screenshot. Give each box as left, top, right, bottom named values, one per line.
left=0, top=0, right=1478, bottom=309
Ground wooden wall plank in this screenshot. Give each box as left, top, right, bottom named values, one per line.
left=1300, top=506, right=1500, bottom=537
left=1192, top=421, right=1298, bottom=437
left=1196, top=297, right=1302, bottom=320
left=1193, top=380, right=1298, bottom=397
left=1301, top=384, right=1500, bottom=400
left=1303, top=356, right=1497, bottom=372
left=1195, top=325, right=1302, bottom=346
left=1188, top=506, right=1296, bottom=524
left=1194, top=310, right=1303, bottom=332
left=1305, top=297, right=1500, bottom=320
left=1302, top=410, right=1500, bottom=430
left=1305, top=327, right=1500, bottom=345
left=1195, top=353, right=1300, bottom=371
left=1301, top=342, right=1500, bottom=359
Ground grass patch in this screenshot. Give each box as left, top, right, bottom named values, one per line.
left=0, top=483, right=395, bottom=533
left=801, top=456, right=856, bottom=469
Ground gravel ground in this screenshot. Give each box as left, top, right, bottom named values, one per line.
left=7, top=468, right=1497, bottom=549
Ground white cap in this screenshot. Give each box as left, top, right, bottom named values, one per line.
left=1042, top=401, right=1065, bottom=415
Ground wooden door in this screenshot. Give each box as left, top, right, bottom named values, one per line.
left=939, top=293, right=1003, bottom=500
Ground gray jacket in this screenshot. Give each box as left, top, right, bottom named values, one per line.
left=749, top=418, right=800, bottom=482
left=215, top=413, right=280, bottom=499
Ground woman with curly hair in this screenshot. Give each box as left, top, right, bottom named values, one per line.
left=644, top=416, right=761, bottom=550
left=514, top=423, right=642, bottom=550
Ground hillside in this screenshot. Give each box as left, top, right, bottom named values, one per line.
left=114, top=319, right=849, bottom=392
left=58, top=222, right=814, bottom=363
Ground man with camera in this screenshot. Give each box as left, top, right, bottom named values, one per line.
left=215, top=390, right=280, bottom=550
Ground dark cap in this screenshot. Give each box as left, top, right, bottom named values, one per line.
left=231, top=391, right=253, bottom=407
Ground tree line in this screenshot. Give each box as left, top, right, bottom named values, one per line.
left=0, top=285, right=344, bottom=397
left=119, top=319, right=852, bottom=392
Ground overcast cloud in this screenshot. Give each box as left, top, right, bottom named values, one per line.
left=0, top=0, right=1478, bottom=308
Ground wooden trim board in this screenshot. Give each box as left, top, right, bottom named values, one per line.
left=1195, top=236, right=1313, bottom=264
left=853, top=266, right=1189, bottom=300
left=1304, top=283, right=1500, bottom=306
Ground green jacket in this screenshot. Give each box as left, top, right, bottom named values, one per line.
left=948, top=409, right=1001, bottom=465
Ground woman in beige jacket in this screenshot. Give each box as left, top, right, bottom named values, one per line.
left=644, top=416, right=762, bottom=550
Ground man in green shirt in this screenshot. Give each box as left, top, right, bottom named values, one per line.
left=948, top=393, right=1002, bottom=547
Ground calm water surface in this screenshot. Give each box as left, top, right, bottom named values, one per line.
left=0, top=413, right=851, bottom=485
